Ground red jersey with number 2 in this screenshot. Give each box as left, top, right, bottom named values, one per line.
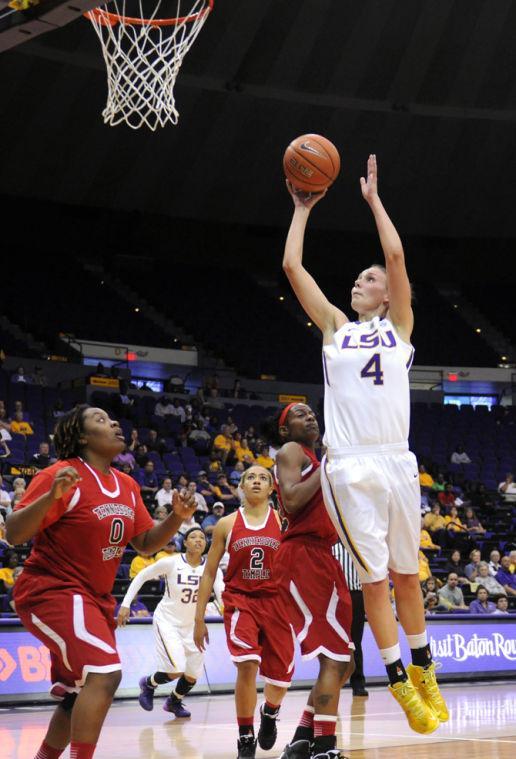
left=223, top=506, right=281, bottom=597
left=13, top=458, right=154, bottom=598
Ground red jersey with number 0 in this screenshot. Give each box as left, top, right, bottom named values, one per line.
left=223, top=507, right=281, bottom=597
left=13, top=458, right=154, bottom=598
left=275, top=444, right=338, bottom=545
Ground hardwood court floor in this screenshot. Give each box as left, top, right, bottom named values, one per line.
left=2, top=682, right=516, bottom=758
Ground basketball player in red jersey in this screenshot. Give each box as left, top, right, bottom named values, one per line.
left=263, top=402, right=354, bottom=759
left=6, top=405, right=196, bottom=759
left=194, top=465, right=294, bottom=759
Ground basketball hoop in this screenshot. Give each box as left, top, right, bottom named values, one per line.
left=85, top=0, right=214, bottom=130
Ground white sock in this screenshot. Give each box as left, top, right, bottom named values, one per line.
left=379, top=643, right=401, bottom=665
left=406, top=631, right=428, bottom=650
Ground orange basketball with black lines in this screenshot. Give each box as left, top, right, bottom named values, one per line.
left=283, top=133, right=341, bottom=193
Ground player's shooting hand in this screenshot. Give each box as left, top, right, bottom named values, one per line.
left=117, top=606, right=130, bottom=627
left=360, top=154, right=379, bottom=204
left=193, top=619, right=209, bottom=652
left=286, top=179, right=327, bottom=211
left=50, top=467, right=81, bottom=500
left=172, top=488, right=197, bottom=521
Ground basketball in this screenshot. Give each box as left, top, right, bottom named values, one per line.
left=283, top=133, right=341, bottom=193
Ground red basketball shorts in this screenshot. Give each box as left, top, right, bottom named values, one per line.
left=15, top=572, right=121, bottom=696
left=222, top=590, right=295, bottom=688
left=274, top=539, right=354, bottom=661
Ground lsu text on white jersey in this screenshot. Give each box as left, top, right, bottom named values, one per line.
left=122, top=553, right=224, bottom=627
left=322, top=316, right=414, bottom=449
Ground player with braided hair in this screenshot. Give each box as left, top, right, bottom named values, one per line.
left=6, top=405, right=197, bottom=759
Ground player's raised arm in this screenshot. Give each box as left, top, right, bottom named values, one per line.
left=194, top=516, right=230, bottom=651
left=283, top=181, right=348, bottom=337
left=361, top=154, right=413, bottom=342
left=276, top=441, right=322, bottom=514
left=117, top=557, right=173, bottom=627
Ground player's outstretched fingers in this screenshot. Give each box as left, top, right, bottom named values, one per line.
left=117, top=606, right=130, bottom=627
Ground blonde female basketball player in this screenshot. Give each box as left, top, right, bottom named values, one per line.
left=282, top=155, right=447, bottom=734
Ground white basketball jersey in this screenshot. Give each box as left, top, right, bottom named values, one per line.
left=122, top=553, right=224, bottom=627
left=322, top=316, right=414, bottom=449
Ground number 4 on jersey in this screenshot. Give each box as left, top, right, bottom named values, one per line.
left=360, top=353, right=384, bottom=385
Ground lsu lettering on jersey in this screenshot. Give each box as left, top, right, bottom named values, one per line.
left=224, top=507, right=281, bottom=597
left=322, top=316, right=414, bottom=448
left=14, top=458, right=154, bottom=598
left=121, top=553, right=224, bottom=627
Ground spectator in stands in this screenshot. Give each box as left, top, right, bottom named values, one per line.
left=509, top=550, right=516, bottom=573
left=421, top=576, right=441, bottom=600
left=205, top=387, right=224, bottom=411
left=187, top=481, right=208, bottom=515
left=196, top=471, right=213, bottom=504
left=213, top=425, right=233, bottom=465
left=153, top=504, right=169, bottom=523
left=11, top=365, right=27, bottom=383
left=51, top=399, right=65, bottom=419
left=420, top=521, right=439, bottom=550
left=188, top=422, right=211, bottom=453
left=0, top=476, right=11, bottom=516
left=255, top=444, right=275, bottom=470
left=493, top=596, right=510, bottom=615
left=138, top=461, right=159, bottom=504
left=29, top=441, right=56, bottom=470
left=176, top=474, right=188, bottom=491
left=229, top=461, right=245, bottom=485
left=201, top=501, right=225, bottom=538
left=10, top=478, right=26, bottom=506
left=0, top=405, right=12, bottom=441
left=170, top=398, right=186, bottom=423
left=128, top=428, right=140, bottom=452
left=13, top=400, right=30, bottom=421
left=129, top=550, right=156, bottom=579
left=444, top=505, right=467, bottom=536
left=211, top=473, right=238, bottom=507
left=489, top=549, right=502, bottom=577
left=232, top=379, right=245, bottom=399
left=154, top=396, right=175, bottom=418
left=469, top=587, right=496, bottom=615
left=418, top=464, right=433, bottom=489
left=444, top=549, right=468, bottom=585
left=438, top=573, right=468, bottom=611
left=156, top=477, right=174, bottom=509
left=450, top=444, right=472, bottom=465
left=0, top=551, right=19, bottom=588
left=0, top=438, right=11, bottom=472
left=424, top=594, right=439, bottom=615
left=236, top=438, right=255, bottom=465
left=418, top=550, right=432, bottom=582
left=465, top=548, right=482, bottom=581
left=463, top=506, right=485, bottom=535
left=423, top=502, right=448, bottom=547
left=498, top=472, right=516, bottom=503
left=496, top=556, right=516, bottom=596
left=244, top=425, right=257, bottom=449
left=113, top=445, right=136, bottom=472
left=10, top=411, right=33, bottom=436
left=475, top=562, right=506, bottom=596
left=208, top=450, right=223, bottom=473
left=438, top=483, right=458, bottom=514
left=134, top=443, right=149, bottom=468
left=146, top=429, right=166, bottom=457
left=32, top=366, right=48, bottom=386
left=7, top=565, right=23, bottom=612
left=470, top=481, right=493, bottom=511
left=431, top=473, right=446, bottom=493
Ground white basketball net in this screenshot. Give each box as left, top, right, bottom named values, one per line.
left=86, top=0, right=212, bottom=130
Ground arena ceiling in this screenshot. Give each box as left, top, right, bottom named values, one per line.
left=2, top=0, right=516, bottom=239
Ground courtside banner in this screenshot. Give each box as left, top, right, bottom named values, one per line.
left=1, top=617, right=515, bottom=701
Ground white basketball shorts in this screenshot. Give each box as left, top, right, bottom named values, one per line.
left=153, top=615, right=204, bottom=679
left=321, top=443, right=420, bottom=584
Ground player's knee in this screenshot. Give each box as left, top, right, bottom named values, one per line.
left=89, top=669, right=122, bottom=697
left=236, top=660, right=259, bottom=680
left=319, top=654, right=348, bottom=681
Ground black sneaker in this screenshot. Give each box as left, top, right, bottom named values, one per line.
left=257, top=704, right=279, bottom=750
left=237, top=735, right=257, bottom=758
left=279, top=740, right=312, bottom=759
left=352, top=687, right=369, bottom=698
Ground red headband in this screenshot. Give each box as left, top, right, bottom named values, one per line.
left=278, top=402, right=297, bottom=429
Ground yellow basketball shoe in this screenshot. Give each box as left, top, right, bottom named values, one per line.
left=388, top=679, right=440, bottom=734
left=407, top=662, right=449, bottom=722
